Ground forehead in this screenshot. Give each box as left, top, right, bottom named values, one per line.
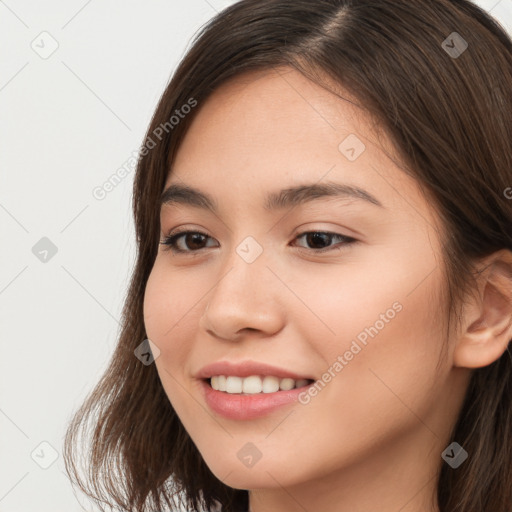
left=175, top=66, right=375, bottom=156
left=165, top=67, right=436, bottom=225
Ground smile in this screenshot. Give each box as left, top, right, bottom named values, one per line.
left=209, top=375, right=313, bottom=394
left=201, top=377, right=315, bottom=420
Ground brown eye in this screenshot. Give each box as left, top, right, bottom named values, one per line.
left=160, top=231, right=218, bottom=253
left=181, top=233, right=208, bottom=251
left=293, top=231, right=357, bottom=252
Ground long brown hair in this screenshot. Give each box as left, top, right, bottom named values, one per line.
left=63, top=1, right=512, bottom=511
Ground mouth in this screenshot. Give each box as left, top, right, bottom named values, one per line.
left=200, top=376, right=316, bottom=420
left=195, top=360, right=316, bottom=419
left=204, top=375, right=315, bottom=395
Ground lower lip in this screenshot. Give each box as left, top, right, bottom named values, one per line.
left=200, top=379, right=310, bottom=420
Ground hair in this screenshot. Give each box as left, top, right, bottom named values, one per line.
left=63, top=1, right=512, bottom=511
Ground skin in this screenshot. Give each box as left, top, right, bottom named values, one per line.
left=143, top=66, right=512, bottom=512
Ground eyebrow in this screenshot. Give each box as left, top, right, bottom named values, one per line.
left=159, top=181, right=384, bottom=212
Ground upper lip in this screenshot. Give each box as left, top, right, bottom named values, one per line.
left=196, top=360, right=314, bottom=380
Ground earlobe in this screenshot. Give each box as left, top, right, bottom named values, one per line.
left=453, top=249, right=512, bottom=369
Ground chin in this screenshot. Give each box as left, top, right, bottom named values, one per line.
left=214, top=468, right=290, bottom=490
left=201, top=454, right=302, bottom=490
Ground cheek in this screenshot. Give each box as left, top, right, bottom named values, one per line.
left=316, top=244, right=444, bottom=362
left=281, top=298, right=446, bottom=483
left=143, top=267, right=170, bottom=344
left=299, top=257, right=446, bottom=417
left=289, top=262, right=414, bottom=356
left=310, top=272, right=446, bottom=438
left=142, top=264, right=196, bottom=365
left=143, top=266, right=199, bottom=414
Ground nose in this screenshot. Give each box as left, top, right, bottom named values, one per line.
left=198, top=249, right=285, bottom=342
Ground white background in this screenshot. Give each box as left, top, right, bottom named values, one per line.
left=1, top=1, right=511, bottom=510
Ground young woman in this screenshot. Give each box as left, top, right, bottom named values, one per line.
left=63, top=1, right=512, bottom=511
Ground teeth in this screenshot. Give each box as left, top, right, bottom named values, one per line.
left=209, top=375, right=312, bottom=394
left=211, top=375, right=228, bottom=391
left=242, top=375, right=262, bottom=394
left=262, top=376, right=279, bottom=393
left=226, top=376, right=243, bottom=393
left=279, top=378, right=295, bottom=391
left=217, top=375, right=227, bottom=391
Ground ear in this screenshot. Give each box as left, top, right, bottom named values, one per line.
left=453, top=249, right=512, bottom=369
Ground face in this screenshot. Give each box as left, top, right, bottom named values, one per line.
left=143, top=67, right=470, bottom=499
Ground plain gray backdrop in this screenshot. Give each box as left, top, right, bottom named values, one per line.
left=1, top=1, right=511, bottom=510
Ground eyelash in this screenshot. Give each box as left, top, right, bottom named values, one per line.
left=159, top=229, right=357, bottom=255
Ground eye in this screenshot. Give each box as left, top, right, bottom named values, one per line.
left=292, top=231, right=357, bottom=252
left=160, top=230, right=217, bottom=254
left=159, top=229, right=357, bottom=255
